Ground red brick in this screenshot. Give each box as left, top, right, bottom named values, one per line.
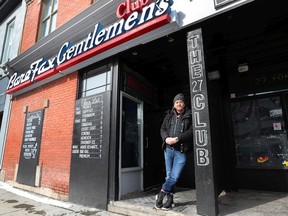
left=2, top=72, right=78, bottom=195
left=21, top=0, right=92, bottom=53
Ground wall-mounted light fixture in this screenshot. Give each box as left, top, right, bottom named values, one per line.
left=0, top=63, right=13, bottom=80
left=238, top=63, right=249, bottom=73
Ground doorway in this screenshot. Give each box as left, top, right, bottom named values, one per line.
left=118, top=29, right=196, bottom=196
left=143, top=103, right=165, bottom=190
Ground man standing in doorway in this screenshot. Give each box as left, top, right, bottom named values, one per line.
left=155, top=93, right=193, bottom=210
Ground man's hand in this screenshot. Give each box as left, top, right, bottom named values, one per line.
left=165, top=137, right=178, bottom=145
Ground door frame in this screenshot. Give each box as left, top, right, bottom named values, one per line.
left=118, top=91, right=144, bottom=199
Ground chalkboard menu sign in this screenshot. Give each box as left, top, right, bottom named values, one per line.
left=69, top=93, right=110, bottom=209
left=72, top=95, right=104, bottom=159
left=17, top=109, right=44, bottom=186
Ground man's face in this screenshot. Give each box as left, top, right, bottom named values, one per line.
left=174, top=100, right=185, bottom=113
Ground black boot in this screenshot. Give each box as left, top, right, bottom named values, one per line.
left=155, top=191, right=166, bottom=209
left=162, top=193, right=174, bottom=210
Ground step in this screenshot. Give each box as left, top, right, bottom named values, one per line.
left=108, top=201, right=185, bottom=216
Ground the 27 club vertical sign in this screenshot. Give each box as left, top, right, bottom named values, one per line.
left=187, top=28, right=218, bottom=216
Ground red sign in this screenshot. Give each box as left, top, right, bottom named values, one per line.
left=117, top=0, right=152, bottom=19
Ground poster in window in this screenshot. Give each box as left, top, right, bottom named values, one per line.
left=230, top=97, right=288, bottom=168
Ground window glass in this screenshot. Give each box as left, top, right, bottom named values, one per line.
left=121, top=96, right=142, bottom=168
left=231, top=97, right=288, bottom=168
left=39, top=0, right=58, bottom=39
left=86, top=73, right=106, bottom=90
left=80, top=65, right=111, bottom=98
left=51, top=13, right=57, bottom=32
left=53, top=0, right=58, bottom=13
left=1, top=19, right=15, bottom=63
left=42, top=0, right=52, bottom=19
left=40, top=20, right=50, bottom=39
left=85, top=86, right=106, bottom=97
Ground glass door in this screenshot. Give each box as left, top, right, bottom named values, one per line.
left=119, top=92, right=143, bottom=198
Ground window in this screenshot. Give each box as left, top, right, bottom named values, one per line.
left=1, top=19, right=15, bottom=63
left=80, top=64, right=112, bottom=98
left=121, top=95, right=143, bottom=168
left=231, top=96, right=288, bottom=168
left=39, top=0, right=58, bottom=39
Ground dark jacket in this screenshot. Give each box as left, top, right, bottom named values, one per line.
left=160, top=107, right=193, bottom=153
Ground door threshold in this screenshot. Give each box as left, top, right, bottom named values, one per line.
left=108, top=187, right=196, bottom=216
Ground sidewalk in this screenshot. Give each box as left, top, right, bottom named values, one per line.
left=1, top=181, right=288, bottom=216
left=0, top=181, right=121, bottom=216
left=108, top=187, right=288, bottom=216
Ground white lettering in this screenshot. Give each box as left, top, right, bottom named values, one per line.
left=196, top=148, right=209, bottom=166
left=194, top=112, right=206, bottom=127
left=6, top=0, right=173, bottom=92
left=193, top=94, right=205, bottom=110
left=195, top=130, right=208, bottom=147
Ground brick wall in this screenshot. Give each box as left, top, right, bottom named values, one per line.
left=2, top=72, right=78, bottom=195
left=21, top=0, right=92, bottom=53
left=57, top=0, right=92, bottom=27
left=20, top=0, right=42, bottom=53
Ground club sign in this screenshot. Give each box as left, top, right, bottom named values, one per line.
left=6, top=0, right=173, bottom=94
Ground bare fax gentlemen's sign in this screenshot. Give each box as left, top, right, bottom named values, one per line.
left=6, top=0, right=174, bottom=94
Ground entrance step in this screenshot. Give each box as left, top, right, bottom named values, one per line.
left=108, top=201, right=185, bottom=216
left=108, top=188, right=196, bottom=216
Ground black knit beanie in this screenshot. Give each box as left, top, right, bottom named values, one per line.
left=173, top=93, right=185, bottom=103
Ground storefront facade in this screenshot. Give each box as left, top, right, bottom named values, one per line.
left=1, top=0, right=288, bottom=215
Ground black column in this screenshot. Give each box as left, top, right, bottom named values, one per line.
left=187, top=28, right=219, bottom=216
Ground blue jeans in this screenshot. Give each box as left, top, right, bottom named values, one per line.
left=162, top=146, right=187, bottom=193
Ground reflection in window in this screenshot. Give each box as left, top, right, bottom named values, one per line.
left=231, top=97, right=288, bottom=168
left=80, top=65, right=111, bottom=98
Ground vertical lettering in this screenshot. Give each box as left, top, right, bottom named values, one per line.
left=190, top=50, right=202, bottom=64
left=195, top=130, right=208, bottom=147
left=196, top=148, right=209, bottom=166
left=194, top=112, right=206, bottom=127
left=193, top=94, right=205, bottom=110
left=191, top=64, right=203, bottom=78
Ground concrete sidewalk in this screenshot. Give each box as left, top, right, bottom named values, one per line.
left=217, top=190, right=288, bottom=216
left=108, top=187, right=288, bottom=216
left=0, top=181, right=121, bottom=216
left=1, top=181, right=288, bottom=216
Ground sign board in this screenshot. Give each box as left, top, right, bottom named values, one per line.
left=6, top=0, right=174, bottom=94
left=17, top=109, right=44, bottom=186
left=187, top=28, right=218, bottom=216
left=69, top=92, right=110, bottom=209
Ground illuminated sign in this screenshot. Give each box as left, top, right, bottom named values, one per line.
left=6, top=0, right=173, bottom=94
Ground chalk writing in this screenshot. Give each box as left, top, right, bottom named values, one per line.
left=72, top=95, right=104, bottom=159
